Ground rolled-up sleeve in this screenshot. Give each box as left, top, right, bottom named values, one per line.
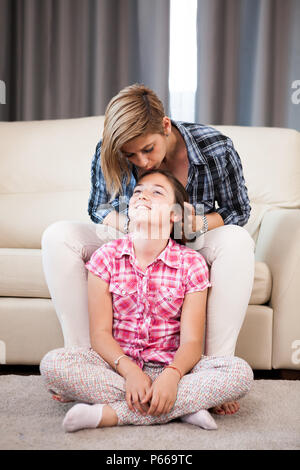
left=215, top=138, right=251, bottom=226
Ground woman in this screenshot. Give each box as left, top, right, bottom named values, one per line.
left=41, top=83, right=255, bottom=415
left=40, top=169, right=253, bottom=432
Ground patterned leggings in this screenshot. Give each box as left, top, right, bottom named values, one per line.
left=40, top=347, right=253, bottom=426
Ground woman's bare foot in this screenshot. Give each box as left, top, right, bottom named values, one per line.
left=210, top=401, right=240, bottom=415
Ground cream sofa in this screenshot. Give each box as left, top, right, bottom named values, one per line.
left=0, top=116, right=299, bottom=370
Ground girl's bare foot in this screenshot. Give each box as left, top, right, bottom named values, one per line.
left=210, top=401, right=240, bottom=415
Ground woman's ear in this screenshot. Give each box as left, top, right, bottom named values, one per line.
left=162, top=116, right=172, bottom=135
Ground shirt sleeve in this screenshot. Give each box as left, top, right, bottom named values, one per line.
left=87, top=139, right=131, bottom=224
left=185, top=252, right=212, bottom=294
left=215, top=138, right=251, bottom=227
left=85, top=245, right=112, bottom=283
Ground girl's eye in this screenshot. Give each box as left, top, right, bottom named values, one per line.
left=133, top=189, right=141, bottom=194
left=144, top=146, right=154, bottom=153
left=153, top=191, right=163, bottom=195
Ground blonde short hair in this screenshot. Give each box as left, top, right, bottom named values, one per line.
left=101, top=83, right=166, bottom=200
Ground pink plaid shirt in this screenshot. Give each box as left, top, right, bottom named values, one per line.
left=85, top=234, right=212, bottom=369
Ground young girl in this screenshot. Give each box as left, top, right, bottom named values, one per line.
left=40, top=169, right=253, bottom=433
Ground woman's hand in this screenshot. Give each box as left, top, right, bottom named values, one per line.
left=141, top=368, right=180, bottom=417
left=125, top=369, right=153, bottom=415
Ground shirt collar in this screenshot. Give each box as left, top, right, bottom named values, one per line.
left=115, top=233, right=182, bottom=269
left=171, top=119, right=208, bottom=166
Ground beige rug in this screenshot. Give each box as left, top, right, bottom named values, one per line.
left=0, top=375, right=299, bottom=450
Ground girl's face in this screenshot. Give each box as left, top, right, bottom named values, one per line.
left=128, top=172, right=180, bottom=238
left=120, top=118, right=171, bottom=170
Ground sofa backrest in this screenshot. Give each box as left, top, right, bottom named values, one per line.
left=213, top=125, right=300, bottom=242
left=213, top=125, right=300, bottom=209
left=0, top=117, right=299, bottom=248
left=0, top=116, right=104, bottom=248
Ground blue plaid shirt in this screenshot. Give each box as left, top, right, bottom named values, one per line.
left=88, top=120, right=251, bottom=226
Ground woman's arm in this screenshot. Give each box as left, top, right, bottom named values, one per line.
left=214, top=138, right=251, bottom=226
left=88, top=271, right=141, bottom=378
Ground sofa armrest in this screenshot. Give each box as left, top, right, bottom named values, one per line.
left=255, top=209, right=300, bottom=369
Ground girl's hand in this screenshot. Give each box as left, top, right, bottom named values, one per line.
left=142, top=368, right=180, bottom=416
left=125, top=369, right=152, bottom=415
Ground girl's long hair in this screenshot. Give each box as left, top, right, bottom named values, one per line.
left=101, top=83, right=166, bottom=201
left=135, top=169, right=190, bottom=246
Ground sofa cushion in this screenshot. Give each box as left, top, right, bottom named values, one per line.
left=0, top=297, right=64, bottom=364
left=249, top=261, right=272, bottom=305
left=235, top=304, right=273, bottom=369
left=0, top=249, right=50, bottom=298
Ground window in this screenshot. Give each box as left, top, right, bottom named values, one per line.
left=169, top=0, right=197, bottom=122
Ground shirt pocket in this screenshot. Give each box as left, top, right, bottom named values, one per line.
left=154, top=286, right=185, bottom=319
left=109, top=282, right=138, bottom=320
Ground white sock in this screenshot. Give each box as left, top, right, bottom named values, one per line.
left=180, top=409, right=218, bottom=430
left=62, top=403, right=105, bottom=433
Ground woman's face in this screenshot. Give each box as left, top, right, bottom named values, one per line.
left=120, top=133, right=168, bottom=170
left=128, top=172, right=179, bottom=238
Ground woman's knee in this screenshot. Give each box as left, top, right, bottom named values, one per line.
left=41, top=220, right=101, bottom=261
left=221, top=225, right=255, bottom=251
left=41, top=221, right=78, bottom=250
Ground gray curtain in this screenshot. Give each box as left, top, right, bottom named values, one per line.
left=195, top=0, right=300, bottom=131
left=0, top=0, right=170, bottom=121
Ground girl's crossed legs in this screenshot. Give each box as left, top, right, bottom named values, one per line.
left=40, top=347, right=253, bottom=430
